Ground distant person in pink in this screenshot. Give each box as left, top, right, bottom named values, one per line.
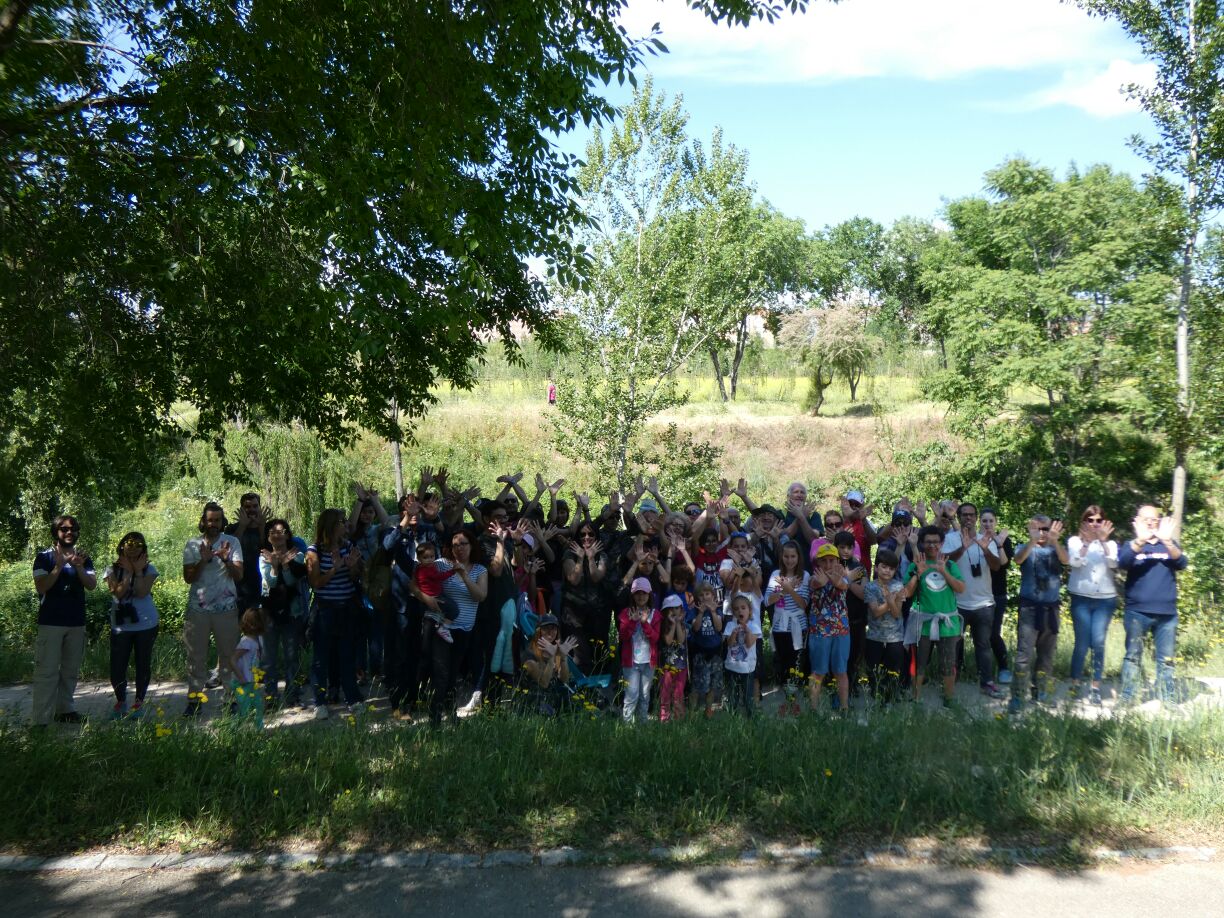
left=547, top=379, right=557, bottom=405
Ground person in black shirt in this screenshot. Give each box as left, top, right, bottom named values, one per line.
left=31, top=514, right=96, bottom=726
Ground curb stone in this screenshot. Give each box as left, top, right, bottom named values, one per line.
left=3, top=845, right=1219, bottom=872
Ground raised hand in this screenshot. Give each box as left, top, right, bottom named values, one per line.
left=609, top=491, right=621, bottom=513
left=735, top=478, right=748, bottom=499
left=214, top=540, right=232, bottom=562
left=719, top=478, right=731, bottom=500
left=419, top=466, right=434, bottom=490
left=646, top=475, right=659, bottom=495
left=1049, top=520, right=1064, bottom=541
left=422, top=494, right=442, bottom=519
left=1099, top=520, right=1114, bottom=541
left=915, top=500, right=928, bottom=524
left=1156, top=516, right=1176, bottom=541
left=559, top=636, right=579, bottom=656
left=549, top=478, right=566, bottom=496
left=575, top=492, right=590, bottom=510
left=435, top=467, right=450, bottom=490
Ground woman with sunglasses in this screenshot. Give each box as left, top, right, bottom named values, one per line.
left=560, top=523, right=609, bottom=673
left=428, top=528, right=488, bottom=724
left=1067, top=505, right=1118, bottom=705
left=104, top=532, right=158, bottom=719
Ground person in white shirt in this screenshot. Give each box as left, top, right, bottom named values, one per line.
left=941, top=503, right=1005, bottom=699
left=1067, top=505, right=1119, bottom=705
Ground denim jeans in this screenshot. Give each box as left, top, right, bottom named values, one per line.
left=990, top=592, right=1010, bottom=672
left=622, top=662, right=654, bottom=723
left=1070, top=595, right=1117, bottom=683
left=1120, top=609, right=1178, bottom=702
left=311, top=600, right=362, bottom=705
left=959, top=604, right=996, bottom=686
left=264, top=618, right=303, bottom=704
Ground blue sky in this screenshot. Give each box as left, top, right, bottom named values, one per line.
left=560, top=0, right=1159, bottom=231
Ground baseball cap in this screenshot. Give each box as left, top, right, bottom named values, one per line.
left=631, top=577, right=652, bottom=594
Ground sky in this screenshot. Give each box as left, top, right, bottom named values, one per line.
left=559, top=0, right=1160, bottom=232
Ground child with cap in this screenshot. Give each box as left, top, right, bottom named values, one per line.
left=617, top=576, right=660, bottom=723
left=658, top=594, right=689, bottom=721
left=807, top=543, right=852, bottom=712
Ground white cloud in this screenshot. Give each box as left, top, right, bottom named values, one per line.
left=619, top=0, right=1136, bottom=83
left=1019, top=59, right=1156, bottom=117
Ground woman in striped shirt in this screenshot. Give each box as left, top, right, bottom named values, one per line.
left=306, top=508, right=365, bottom=716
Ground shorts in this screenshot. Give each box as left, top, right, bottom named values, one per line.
left=690, top=653, right=720, bottom=694
left=807, top=633, right=850, bottom=676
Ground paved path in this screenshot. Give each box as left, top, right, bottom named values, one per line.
left=3, top=862, right=1223, bottom=917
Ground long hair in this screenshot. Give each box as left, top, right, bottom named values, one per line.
left=51, top=514, right=79, bottom=541
left=778, top=541, right=803, bottom=578
left=1080, top=504, right=1105, bottom=523
left=315, top=508, right=345, bottom=549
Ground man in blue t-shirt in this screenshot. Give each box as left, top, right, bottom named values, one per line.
left=1118, top=505, right=1188, bottom=704
left=31, top=514, right=97, bottom=726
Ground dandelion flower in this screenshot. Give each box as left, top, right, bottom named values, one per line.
left=824, top=769, right=832, bottom=778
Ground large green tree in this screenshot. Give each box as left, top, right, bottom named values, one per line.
left=0, top=0, right=808, bottom=521
left=1076, top=0, right=1224, bottom=532
left=920, top=158, right=1182, bottom=517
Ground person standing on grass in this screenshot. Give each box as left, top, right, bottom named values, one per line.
left=560, top=523, right=610, bottom=675
left=618, top=577, right=660, bottom=724
left=765, top=541, right=809, bottom=715
left=1067, top=505, right=1119, bottom=706
left=104, top=532, right=159, bottom=720
left=658, top=595, right=689, bottom=722
left=723, top=594, right=761, bottom=717
left=226, top=492, right=267, bottom=612
left=259, top=519, right=307, bottom=709
left=31, top=515, right=96, bottom=727
left=863, top=549, right=906, bottom=703
left=1008, top=515, right=1068, bottom=714
left=427, top=528, right=488, bottom=725
left=305, top=508, right=365, bottom=718
left=688, top=583, right=724, bottom=719
left=182, top=502, right=243, bottom=717
left=547, top=378, right=557, bottom=406
left=1118, top=505, right=1187, bottom=705
left=942, top=502, right=1005, bottom=699
left=348, top=484, right=392, bottom=688
left=230, top=607, right=266, bottom=728
left=903, top=525, right=965, bottom=707
left=807, top=543, right=852, bottom=713
left=979, top=508, right=1013, bottom=686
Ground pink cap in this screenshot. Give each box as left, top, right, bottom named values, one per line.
left=630, top=577, right=652, bottom=594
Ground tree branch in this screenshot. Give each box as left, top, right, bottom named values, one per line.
left=0, top=92, right=150, bottom=138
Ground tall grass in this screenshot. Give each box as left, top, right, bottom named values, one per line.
left=1, top=707, right=1221, bottom=855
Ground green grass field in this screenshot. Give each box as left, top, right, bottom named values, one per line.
left=2, top=704, right=1221, bottom=858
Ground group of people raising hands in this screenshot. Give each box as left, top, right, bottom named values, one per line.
left=28, top=468, right=1189, bottom=728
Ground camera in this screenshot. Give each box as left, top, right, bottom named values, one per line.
left=970, top=561, right=982, bottom=578
left=115, top=601, right=139, bottom=626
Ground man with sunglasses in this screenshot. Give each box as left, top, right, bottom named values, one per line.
left=943, top=503, right=1005, bottom=699
left=31, top=515, right=96, bottom=727
left=1008, top=515, right=1068, bottom=714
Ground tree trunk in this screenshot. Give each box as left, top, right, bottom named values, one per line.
left=709, top=348, right=729, bottom=402
left=848, top=367, right=860, bottom=401
left=729, top=315, right=749, bottom=400
left=937, top=337, right=948, bottom=370
left=1171, top=0, right=1198, bottom=539
left=389, top=399, right=405, bottom=500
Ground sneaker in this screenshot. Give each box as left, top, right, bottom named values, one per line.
left=129, top=701, right=145, bottom=720
left=182, top=700, right=202, bottom=718
left=1089, top=687, right=1103, bottom=706
left=1007, top=697, right=1024, bottom=716
left=997, top=669, right=1013, bottom=685
left=110, top=702, right=127, bottom=721
left=436, top=624, right=455, bottom=644
left=54, top=711, right=82, bottom=724
left=313, top=704, right=330, bottom=721
left=457, top=690, right=482, bottom=717
left=981, top=683, right=1004, bottom=700
left=205, top=671, right=223, bottom=690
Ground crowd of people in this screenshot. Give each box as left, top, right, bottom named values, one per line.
left=28, top=471, right=1189, bottom=728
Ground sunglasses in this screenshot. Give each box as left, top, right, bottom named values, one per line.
left=1038, top=527, right=1050, bottom=533
left=1085, top=516, right=1103, bottom=523
left=684, top=508, right=701, bottom=516
left=57, top=525, right=79, bottom=533
left=121, top=540, right=146, bottom=549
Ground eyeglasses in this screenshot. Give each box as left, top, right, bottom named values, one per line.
left=452, top=540, right=470, bottom=547
left=1038, top=527, right=1050, bottom=532
left=121, top=540, right=146, bottom=549
left=684, top=508, right=701, bottom=516
left=1085, top=516, right=1103, bottom=523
